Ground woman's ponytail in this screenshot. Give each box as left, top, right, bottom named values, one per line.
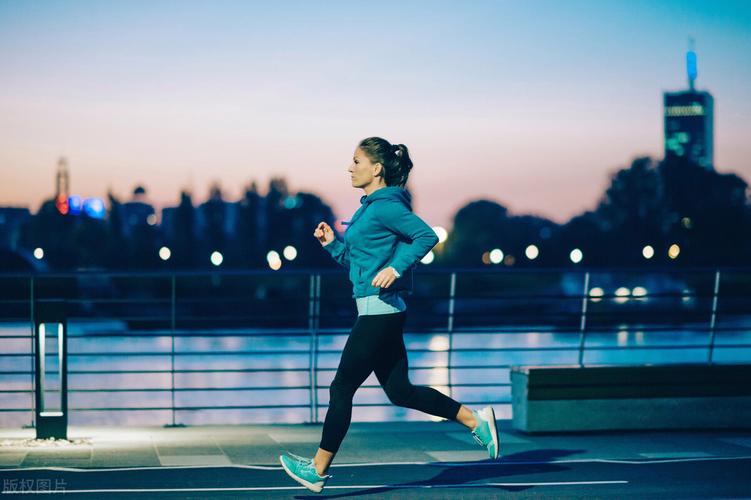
left=358, top=137, right=414, bottom=188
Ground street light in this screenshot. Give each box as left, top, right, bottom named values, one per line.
left=421, top=251, right=435, bottom=264
left=489, top=248, right=503, bottom=264
left=570, top=248, right=583, bottom=263
left=432, top=226, right=448, bottom=243
left=668, top=244, right=681, bottom=259
left=525, top=245, right=539, bottom=260
left=267, top=250, right=282, bottom=270
left=283, top=245, right=297, bottom=261
left=34, top=300, right=68, bottom=439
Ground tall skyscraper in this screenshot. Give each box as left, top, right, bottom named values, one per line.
left=663, top=42, right=714, bottom=169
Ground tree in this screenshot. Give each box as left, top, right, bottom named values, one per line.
left=593, top=157, right=666, bottom=265
left=659, top=156, right=751, bottom=265
left=441, top=200, right=509, bottom=266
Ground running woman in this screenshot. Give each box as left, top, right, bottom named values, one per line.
left=279, top=137, right=500, bottom=493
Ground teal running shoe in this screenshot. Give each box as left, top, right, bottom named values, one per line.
left=471, top=405, right=500, bottom=459
left=279, top=452, right=332, bottom=493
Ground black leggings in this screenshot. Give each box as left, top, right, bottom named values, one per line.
left=320, top=310, right=462, bottom=454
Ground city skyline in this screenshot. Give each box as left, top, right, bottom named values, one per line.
left=1, top=0, right=750, bottom=229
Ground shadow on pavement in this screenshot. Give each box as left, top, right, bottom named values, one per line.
left=293, top=448, right=584, bottom=498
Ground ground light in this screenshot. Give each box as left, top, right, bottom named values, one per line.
left=589, top=287, right=604, bottom=303
left=615, top=287, right=631, bottom=304
left=632, top=286, right=648, bottom=302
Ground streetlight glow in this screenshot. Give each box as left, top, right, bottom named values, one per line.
left=525, top=245, right=539, bottom=260
left=283, top=245, right=297, bottom=261
left=668, top=244, right=681, bottom=259
left=432, top=226, right=448, bottom=244
left=570, top=248, right=583, bottom=263
left=489, top=248, right=504, bottom=264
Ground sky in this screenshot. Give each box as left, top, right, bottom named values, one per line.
left=1, top=0, right=750, bottom=229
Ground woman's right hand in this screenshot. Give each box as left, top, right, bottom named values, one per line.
left=313, top=221, right=335, bottom=247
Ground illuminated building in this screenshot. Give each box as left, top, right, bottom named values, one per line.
left=663, top=41, right=714, bottom=169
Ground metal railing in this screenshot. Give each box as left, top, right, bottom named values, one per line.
left=1, top=267, right=749, bottom=427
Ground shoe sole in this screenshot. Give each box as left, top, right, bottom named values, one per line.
left=279, top=455, right=324, bottom=493
left=484, top=406, right=500, bottom=459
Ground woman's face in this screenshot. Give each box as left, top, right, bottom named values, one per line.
left=349, top=147, right=383, bottom=189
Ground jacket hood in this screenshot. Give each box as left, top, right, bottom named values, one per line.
left=344, top=186, right=412, bottom=230
left=359, top=186, right=412, bottom=210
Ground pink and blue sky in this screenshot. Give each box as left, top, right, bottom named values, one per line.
left=1, top=0, right=750, bottom=228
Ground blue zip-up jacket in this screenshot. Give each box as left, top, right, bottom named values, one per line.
left=322, top=186, right=439, bottom=299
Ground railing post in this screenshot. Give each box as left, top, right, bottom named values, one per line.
left=708, top=269, right=721, bottom=364
left=447, top=272, right=456, bottom=398
left=29, top=275, right=35, bottom=429
left=314, top=274, right=321, bottom=422
left=170, top=274, right=176, bottom=426
left=577, top=271, right=590, bottom=367
left=308, top=273, right=321, bottom=423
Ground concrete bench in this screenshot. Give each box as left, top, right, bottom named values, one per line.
left=511, top=364, right=751, bottom=433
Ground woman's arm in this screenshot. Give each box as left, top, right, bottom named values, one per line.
left=322, top=237, right=351, bottom=269
left=375, top=201, right=439, bottom=276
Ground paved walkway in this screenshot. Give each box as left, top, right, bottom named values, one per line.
left=1, top=421, right=750, bottom=497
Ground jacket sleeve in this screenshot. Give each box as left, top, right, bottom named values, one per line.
left=375, top=201, right=439, bottom=276
left=322, top=236, right=350, bottom=269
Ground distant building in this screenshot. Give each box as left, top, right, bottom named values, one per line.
left=0, top=207, right=31, bottom=250
left=120, top=185, right=156, bottom=237
left=195, top=198, right=239, bottom=242
left=49, top=157, right=106, bottom=219
left=663, top=43, right=714, bottom=169
left=160, top=205, right=181, bottom=240
left=55, top=157, right=70, bottom=214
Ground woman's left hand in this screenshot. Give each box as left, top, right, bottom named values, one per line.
left=371, top=267, right=399, bottom=288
